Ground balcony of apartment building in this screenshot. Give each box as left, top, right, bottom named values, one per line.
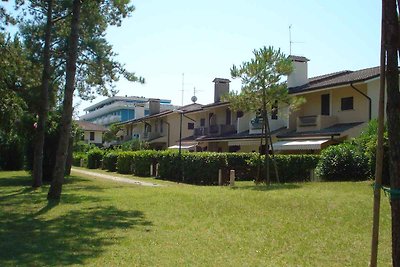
left=296, top=114, right=338, bottom=132
left=193, top=124, right=236, bottom=137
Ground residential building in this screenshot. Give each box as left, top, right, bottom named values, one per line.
left=274, top=55, right=381, bottom=153
left=79, top=96, right=177, bottom=126
left=75, top=120, right=108, bottom=145
left=119, top=57, right=385, bottom=154
left=120, top=78, right=286, bottom=152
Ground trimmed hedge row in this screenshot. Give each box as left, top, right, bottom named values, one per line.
left=74, top=149, right=322, bottom=185
left=87, top=149, right=103, bottom=169
left=72, top=152, right=87, bottom=167
left=112, top=150, right=320, bottom=185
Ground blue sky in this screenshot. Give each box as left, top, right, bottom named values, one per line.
left=3, top=1, right=382, bottom=115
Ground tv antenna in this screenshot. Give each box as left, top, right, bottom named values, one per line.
left=191, top=86, right=203, bottom=103
left=289, top=24, right=304, bottom=55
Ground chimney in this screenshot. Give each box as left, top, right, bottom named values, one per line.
left=287, top=56, right=309, bottom=88
left=213, top=78, right=230, bottom=103
left=148, top=98, right=160, bottom=115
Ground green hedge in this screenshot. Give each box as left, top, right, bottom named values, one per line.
left=88, top=150, right=321, bottom=185
left=116, top=150, right=159, bottom=176
left=316, top=143, right=369, bottom=181
left=102, top=151, right=119, bottom=172
left=72, top=152, right=87, bottom=167
left=182, top=152, right=227, bottom=185
left=87, top=149, right=103, bottom=169
left=116, top=151, right=135, bottom=174
left=246, top=154, right=320, bottom=182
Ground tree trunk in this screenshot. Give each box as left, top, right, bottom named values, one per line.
left=266, top=115, right=280, bottom=183
left=48, top=0, right=81, bottom=200
left=384, top=0, right=400, bottom=265
left=370, top=1, right=386, bottom=265
left=65, top=135, right=73, bottom=176
left=32, top=0, right=53, bottom=188
left=262, top=88, right=270, bottom=185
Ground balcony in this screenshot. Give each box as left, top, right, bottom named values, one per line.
left=249, top=117, right=264, bottom=134
left=209, top=124, right=236, bottom=136
left=296, top=115, right=337, bottom=132
left=142, top=132, right=163, bottom=141
left=194, top=127, right=209, bottom=136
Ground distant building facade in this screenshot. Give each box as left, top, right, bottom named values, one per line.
left=80, top=96, right=177, bottom=126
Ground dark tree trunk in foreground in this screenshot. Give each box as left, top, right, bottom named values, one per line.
left=33, top=0, right=53, bottom=188
left=385, top=0, right=400, bottom=265
left=262, top=87, right=270, bottom=185
left=65, top=135, right=73, bottom=176
left=48, top=0, right=81, bottom=200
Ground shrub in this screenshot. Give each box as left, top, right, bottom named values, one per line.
left=87, top=148, right=104, bottom=169
left=156, top=150, right=181, bottom=180
left=246, top=154, right=320, bottom=182
left=72, top=152, right=87, bottom=167
left=225, top=153, right=258, bottom=181
left=181, top=152, right=227, bottom=185
left=131, top=150, right=159, bottom=176
left=0, top=138, right=24, bottom=171
left=102, top=151, right=120, bottom=172
left=116, top=151, right=135, bottom=174
left=316, top=143, right=370, bottom=181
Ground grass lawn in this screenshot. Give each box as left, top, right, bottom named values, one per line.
left=0, top=170, right=392, bottom=266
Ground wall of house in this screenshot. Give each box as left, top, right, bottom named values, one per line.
left=167, top=113, right=195, bottom=146
left=331, top=84, right=369, bottom=123
left=84, top=130, right=103, bottom=144
left=296, top=84, right=370, bottom=125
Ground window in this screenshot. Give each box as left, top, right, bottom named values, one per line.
left=89, top=132, right=95, bottom=141
left=341, top=97, right=354, bottom=111
left=160, top=119, right=164, bottom=133
left=321, top=94, right=330, bottom=115
left=200, top=118, right=205, bottom=127
left=188, top=122, right=194, bottom=130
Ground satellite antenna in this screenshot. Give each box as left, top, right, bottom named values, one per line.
left=289, top=24, right=304, bottom=55
left=191, top=86, right=203, bottom=103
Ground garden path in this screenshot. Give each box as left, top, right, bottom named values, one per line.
left=71, top=168, right=162, bottom=187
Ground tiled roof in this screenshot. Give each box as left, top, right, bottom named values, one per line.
left=277, top=122, right=364, bottom=138
left=75, top=120, right=108, bottom=132
left=289, top=66, right=380, bottom=94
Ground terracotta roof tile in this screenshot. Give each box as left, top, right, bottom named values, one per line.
left=289, top=66, right=380, bottom=94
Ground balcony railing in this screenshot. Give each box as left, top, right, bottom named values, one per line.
left=142, top=132, right=163, bottom=141
left=194, top=127, right=208, bottom=136
left=298, top=116, right=317, bottom=127
left=296, top=115, right=338, bottom=132
left=209, top=124, right=236, bottom=136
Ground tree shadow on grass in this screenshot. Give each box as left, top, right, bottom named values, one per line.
left=231, top=183, right=302, bottom=191
left=0, top=203, right=152, bottom=266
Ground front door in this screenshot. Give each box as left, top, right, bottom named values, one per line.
left=321, top=94, right=330, bottom=116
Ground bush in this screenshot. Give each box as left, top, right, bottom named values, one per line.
left=157, top=150, right=181, bottom=181
left=87, top=149, right=104, bottom=169
left=116, top=151, right=135, bottom=174
left=72, top=152, right=87, bottom=167
left=103, top=151, right=119, bottom=172
left=225, top=153, right=257, bottom=181
left=131, top=150, right=159, bottom=176
left=181, top=152, right=227, bottom=185
left=316, top=143, right=370, bottom=181
left=246, top=154, right=320, bottom=182
left=0, top=138, right=24, bottom=171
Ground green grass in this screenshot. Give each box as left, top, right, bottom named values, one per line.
left=0, top=170, right=392, bottom=266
